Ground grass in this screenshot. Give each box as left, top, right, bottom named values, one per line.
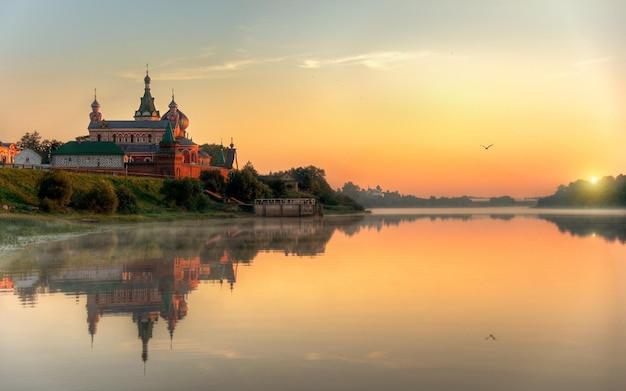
left=0, top=167, right=246, bottom=217
left=0, top=168, right=43, bottom=206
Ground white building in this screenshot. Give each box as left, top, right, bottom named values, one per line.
left=14, top=148, right=42, bottom=165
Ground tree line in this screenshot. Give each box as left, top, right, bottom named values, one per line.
left=536, top=175, right=626, bottom=208
left=338, top=182, right=532, bottom=208
left=36, top=163, right=365, bottom=215
left=14, top=131, right=64, bottom=164
left=204, top=163, right=364, bottom=212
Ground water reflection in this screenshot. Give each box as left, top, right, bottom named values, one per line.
left=3, top=212, right=626, bottom=306
left=1, top=211, right=626, bottom=391
left=537, top=214, right=626, bottom=243
left=0, top=217, right=354, bottom=365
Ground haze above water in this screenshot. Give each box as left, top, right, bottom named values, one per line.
left=1, top=208, right=626, bottom=391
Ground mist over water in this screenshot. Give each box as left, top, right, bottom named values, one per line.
left=1, top=209, right=626, bottom=391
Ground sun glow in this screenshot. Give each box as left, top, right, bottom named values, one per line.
left=590, top=176, right=598, bottom=184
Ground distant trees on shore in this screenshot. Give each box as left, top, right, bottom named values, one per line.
left=338, top=181, right=533, bottom=208
left=536, top=175, right=626, bottom=208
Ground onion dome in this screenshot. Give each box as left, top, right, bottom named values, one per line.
left=168, top=94, right=177, bottom=109
left=90, top=89, right=103, bottom=122
left=91, top=88, right=101, bottom=109
left=161, top=93, right=189, bottom=132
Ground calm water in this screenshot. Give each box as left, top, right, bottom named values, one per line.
left=2, top=207, right=626, bottom=391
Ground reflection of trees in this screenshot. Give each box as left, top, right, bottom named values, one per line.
left=1, top=217, right=361, bottom=300
left=200, top=218, right=337, bottom=261
left=537, top=214, right=626, bottom=243
left=8, top=211, right=624, bottom=307
left=337, top=214, right=475, bottom=235
left=4, top=211, right=625, bottom=352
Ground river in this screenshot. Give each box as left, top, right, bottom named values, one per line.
left=1, top=207, right=626, bottom=391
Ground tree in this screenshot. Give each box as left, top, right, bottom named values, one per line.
left=40, top=139, right=64, bottom=164
left=200, top=169, right=226, bottom=195
left=242, top=161, right=259, bottom=176
left=15, top=131, right=64, bottom=163
left=38, top=170, right=73, bottom=211
left=341, top=182, right=361, bottom=200
left=290, top=165, right=334, bottom=201
left=227, top=165, right=270, bottom=202
left=161, top=178, right=203, bottom=209
left=116, top=185, right=138, bottom=214
left=86, top=181, right=119, bottom=214
left=17, top=131, right=42, bottom=152
left=266, top=179, right=287, bottom=198
left=199, top=143, right=224, bottom=165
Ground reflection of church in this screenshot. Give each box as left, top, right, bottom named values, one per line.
left=82, top=257, right=197, bottom=363
left=0, top=253, right=233, bottom=364
left=3, top=219, right=336, bottom=365
left=80, top=255, right=237, bottom=364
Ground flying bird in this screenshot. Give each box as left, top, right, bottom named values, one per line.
left=481, top=144, right=493, bottom=150
left=485, top=334, right=497, bottom=341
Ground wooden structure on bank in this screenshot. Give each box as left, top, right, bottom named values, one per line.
left=254, top=198, right=323, bottom=217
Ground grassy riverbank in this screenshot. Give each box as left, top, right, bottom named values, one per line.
left=0, top=167, right=249, bottom=254
left=0, top=167, right=246, bottom=217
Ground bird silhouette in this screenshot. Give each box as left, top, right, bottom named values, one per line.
left=485, top=334, right=497, bottom=341
left=481, top=144, right=493, bottom=150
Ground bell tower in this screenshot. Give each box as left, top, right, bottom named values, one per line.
left=134, top=65, right=160, bottom=121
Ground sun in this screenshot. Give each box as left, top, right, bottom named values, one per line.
left=590, top=176, right=598, bottom=184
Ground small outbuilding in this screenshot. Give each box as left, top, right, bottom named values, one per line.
left=14, top=148, right=42, bottom=165
left=51, top=141, right=126, bottom=172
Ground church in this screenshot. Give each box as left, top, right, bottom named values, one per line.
left=52, top=69, right=235, bottom=179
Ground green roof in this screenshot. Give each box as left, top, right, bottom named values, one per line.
left=52, top=141, right=125, bottom=155
left=161, top=122, right=176, bottom=143
left=217, top=144, right=226, bottom=164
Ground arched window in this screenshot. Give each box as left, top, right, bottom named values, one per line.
left=130, top=135, right=134, bottom=143
left=148, top=134, right=152, bottom=143
left=97, top=134, right=101, bottom=141
left=112, top=134, right=117, bottom=143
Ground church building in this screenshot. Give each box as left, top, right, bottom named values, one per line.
left=76, top=69, right=235, bottom=179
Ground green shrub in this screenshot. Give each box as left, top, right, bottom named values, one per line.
left=86, top=181, right=119, bottom=214
left=192, top=193, right=211, bottom=212
left=161, top=178, right=203, bottom=209
left=116, top=185, right=139, bottom=214
left=38, top=171, right=73, bottom=210
left=70, top=188, right=90, bottom=210
left=200, top=170, right=227, bottom=195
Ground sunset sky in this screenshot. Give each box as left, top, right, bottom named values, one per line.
left=1, top=0, right=625, bottom=198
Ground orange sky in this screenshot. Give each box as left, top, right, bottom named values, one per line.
left=1, top=1, right=625, bottom=198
